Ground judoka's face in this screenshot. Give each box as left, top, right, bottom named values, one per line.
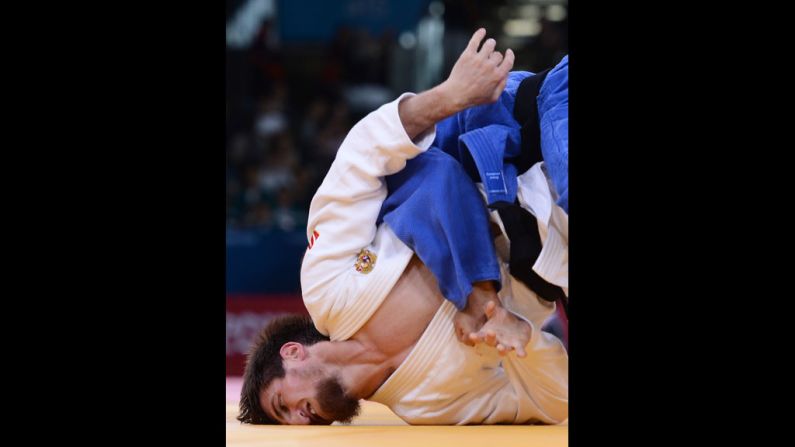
left=259, top=342, right=360, bottom=425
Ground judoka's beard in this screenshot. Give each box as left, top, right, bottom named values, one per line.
left=316, top=375, right=361, bottom=424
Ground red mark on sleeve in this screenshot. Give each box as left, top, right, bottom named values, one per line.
left=308, top=230, right=320, bottom=249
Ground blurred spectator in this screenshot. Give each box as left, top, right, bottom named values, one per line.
left=529, top=17, right=568, bottom=70
left=245, top=202, right=273, bottom=228
left=313, top=99, right=351, bottom=169
left=253, top=83, right=289, bottom=141
left=228, top=132, right=253, bottom=171
left=228, top=164, right=269, bottom=228
left=258, top=132, right=299, bottom=196
left=249, top=19, right=285, bottom=99
left=299, top=97, right=330, bottom=154
left=272, top=187, right=308, bottom=232
left=326, top=26, right=355, bottom=84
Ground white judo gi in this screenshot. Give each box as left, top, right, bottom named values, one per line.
left=300, top=93, right=568, bottom=424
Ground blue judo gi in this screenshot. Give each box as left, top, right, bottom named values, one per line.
left=377, top=56, right=568, bottom=310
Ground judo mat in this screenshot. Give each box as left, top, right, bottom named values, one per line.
left=226, top=376, right=568, bottom=447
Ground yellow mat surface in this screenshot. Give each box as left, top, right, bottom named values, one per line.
left=227, top=398, right=568, bottom=446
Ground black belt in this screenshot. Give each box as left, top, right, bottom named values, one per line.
left=490, top=69, right=567, bottom=314
left=511, top=67, right=550, bottom=175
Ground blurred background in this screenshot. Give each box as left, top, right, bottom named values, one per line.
left=226, top=0, right=568, bottom=375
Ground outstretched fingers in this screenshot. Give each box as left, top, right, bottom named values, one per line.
left=479, top=38, right=497, bottom=57
left=498, top=49, right=515, bottom=76
left=488, top=50, right=504, bottom=66
left=465, top=28, right=487, bottom=53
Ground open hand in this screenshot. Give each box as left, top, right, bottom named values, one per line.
left=439, top=28, right=515, bottom=111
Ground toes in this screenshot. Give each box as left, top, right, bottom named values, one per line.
left=485, top=330, right=498, bottom=346
left=484, top=300, right=497, bottom=318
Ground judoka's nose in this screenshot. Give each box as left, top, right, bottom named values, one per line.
left=283, top=395, right=312, bottom=425
left=285, top=406, right=312, bottom=425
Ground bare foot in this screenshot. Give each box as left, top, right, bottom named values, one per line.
left=454, top=311, right=484, bottom=346
left=453, top=281, right=498, bottom=346
left=469, top=301, right=532, bottom=357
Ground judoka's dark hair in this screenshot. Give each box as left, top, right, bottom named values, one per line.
left=237, top=314, right=329, bottom=424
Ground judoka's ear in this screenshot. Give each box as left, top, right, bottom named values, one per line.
left=279, top=342, right=306, bottom=360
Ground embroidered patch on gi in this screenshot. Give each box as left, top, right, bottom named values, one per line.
left=354, top=249, right=377, bottom=274
left=485, top=171, right=507, bottom=194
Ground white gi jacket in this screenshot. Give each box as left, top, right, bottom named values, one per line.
left=301, top=94, right=568, bottom=424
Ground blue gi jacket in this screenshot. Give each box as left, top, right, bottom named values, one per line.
left=377, top=57, right=568, bottom=310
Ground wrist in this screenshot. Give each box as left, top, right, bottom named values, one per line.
left=433, top=81, right=467, bottom=116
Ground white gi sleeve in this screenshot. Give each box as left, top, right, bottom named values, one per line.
left=300, top=93, right=437, bottom=340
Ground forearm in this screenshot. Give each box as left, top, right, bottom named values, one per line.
left=397, top=83, right=462, bottom=140
left=398, top=28, right=514, bottom=140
